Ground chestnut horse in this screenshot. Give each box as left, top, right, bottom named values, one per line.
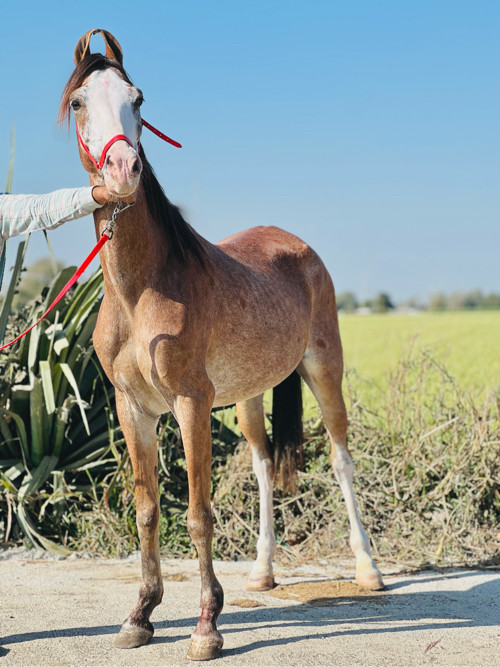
left=60, top=29, right=383, bottom=661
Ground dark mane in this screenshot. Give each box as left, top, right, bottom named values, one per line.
left=59, top=53, right=210, bottom=271
left=139, top=146, right=210, bottom=271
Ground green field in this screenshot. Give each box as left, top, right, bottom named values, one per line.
left=262, top=311, right=500, bottom=422
left=339, top=311, right=500, bottom=395
left=297, top=311, right=500, bottom=418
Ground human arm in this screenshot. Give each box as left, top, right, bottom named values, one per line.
left=0, top=186, right=113, bottom=240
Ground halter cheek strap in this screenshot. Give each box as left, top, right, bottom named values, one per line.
left=75, top=117, right=182, bottom=171
left=141, top=119, right=182, bottom=148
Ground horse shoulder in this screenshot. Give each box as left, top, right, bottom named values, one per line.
left=93, top=296, right=131, bottom=382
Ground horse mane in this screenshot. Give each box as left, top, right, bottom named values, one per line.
left=138, top=146, right=210, bottom=271
left=58, top=53, right=210, bottom=271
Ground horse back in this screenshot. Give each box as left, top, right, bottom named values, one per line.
left=213, top=224, right=336, bottom=316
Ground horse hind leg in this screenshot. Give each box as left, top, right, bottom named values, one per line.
left=236, top=395, right=276, bottom=591
left=298, top=349, right=384, bottom=591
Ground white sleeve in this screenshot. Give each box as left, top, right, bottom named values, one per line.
left=0, top=187, right=103, bottom=240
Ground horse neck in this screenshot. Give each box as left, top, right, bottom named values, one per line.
left=93, top=183, right=169, bottom=300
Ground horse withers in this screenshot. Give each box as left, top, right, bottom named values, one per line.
left=59, top=28, right=384, bottom=661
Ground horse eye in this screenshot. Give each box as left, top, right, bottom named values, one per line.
left=70, top=99, right=81, bottom=111
left=134, top=95, right=144, bottom=109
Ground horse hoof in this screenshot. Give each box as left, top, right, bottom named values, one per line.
left=356, top=570, right=385, bottom=591
left=114, top=625, right=153, bottom=649
left=246, top=575, right=275, bottom=591
left=186, top=633, right=223, bottom=661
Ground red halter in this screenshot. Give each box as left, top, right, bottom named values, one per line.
left=75, top=118, right=182, bottom=170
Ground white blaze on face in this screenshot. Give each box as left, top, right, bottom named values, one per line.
left=75, top=68, right=143, bottom=195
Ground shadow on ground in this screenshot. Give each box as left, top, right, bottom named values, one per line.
left=1, top=568, right=498, bottom=660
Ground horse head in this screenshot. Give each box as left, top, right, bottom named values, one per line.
left=60, top=29, right=143, bottom=197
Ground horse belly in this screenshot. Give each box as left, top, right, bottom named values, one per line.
left=207, top=315, right=309, bottom=407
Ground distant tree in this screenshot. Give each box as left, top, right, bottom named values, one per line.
left=448, top=292, right=467, bottom=311
left=13, top=257, right=63, bottom=307
left=336, top=291, right=358, bottom=313
left=463, top=289, right=484, bottom=309
left=372, top=292, right=394, bottom=313
left=399, top=296, right=423, bottom=311
left=428, top=292, right=448, bottom=311
left=481, top=293, right=500, bottom=309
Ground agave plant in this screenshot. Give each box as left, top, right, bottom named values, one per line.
left=0, top=265, right=122, bottom=552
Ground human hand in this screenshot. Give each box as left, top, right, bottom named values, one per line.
left=91, top=186, right=136, bottom=205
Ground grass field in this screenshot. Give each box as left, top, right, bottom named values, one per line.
left=340, top=310, right=500, bottom=393
left=295, top=310, right=500, bottom=418
left=258, top=311, right=500, bottom=422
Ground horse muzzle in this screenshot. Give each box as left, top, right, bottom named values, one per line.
left=102, top=140, right=142, bottom=196
left=76, top=119, right=142, bottom=196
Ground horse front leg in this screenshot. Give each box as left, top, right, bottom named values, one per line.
left=175, top=392, right=224, bottom=661
left=113, top=391, right=163, bottom=649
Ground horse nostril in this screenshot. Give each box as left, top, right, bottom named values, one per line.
left=132, top=158, right=141, bottom=174
left=106, top=155, right=115, bottom=168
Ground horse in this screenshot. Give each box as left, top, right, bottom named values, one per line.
left=59, top=28, right=384, bottom=661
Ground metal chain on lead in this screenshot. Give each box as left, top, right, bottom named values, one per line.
left=101, top=200, right=134, bottom=240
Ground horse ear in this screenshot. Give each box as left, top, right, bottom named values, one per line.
left=100, top=30, right=124, bottom=64
left=74, top=30, right=95, bottom=64
left=73, top=29, right=124, bottom=66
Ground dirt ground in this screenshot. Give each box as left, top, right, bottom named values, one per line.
left=0, top=550, right=498, bottom=666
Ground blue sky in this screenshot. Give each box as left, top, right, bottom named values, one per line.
left=1, top=0, right=498, bottom=302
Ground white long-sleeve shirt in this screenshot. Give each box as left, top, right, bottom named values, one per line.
left=0, top=186, right=104, bottom=289
left=0, top=187, right=103, bottom=244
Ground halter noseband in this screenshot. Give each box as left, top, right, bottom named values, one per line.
left=75, top=119, right=136, bottom=171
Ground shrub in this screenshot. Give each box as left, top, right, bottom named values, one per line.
left=0, top=267, right=119, bottom=552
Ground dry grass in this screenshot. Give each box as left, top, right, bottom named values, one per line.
left=53, top=350, right=499, bottom=568
left=213, top=350, right=500, bottom=568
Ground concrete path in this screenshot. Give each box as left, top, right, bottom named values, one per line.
left=0, top=551, right=498, bottom=666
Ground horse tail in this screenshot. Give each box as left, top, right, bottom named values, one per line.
left=272, top=370, right=303, bottom=493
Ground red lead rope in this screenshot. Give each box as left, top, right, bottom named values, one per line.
left=0, top=234, right=110, bottom=351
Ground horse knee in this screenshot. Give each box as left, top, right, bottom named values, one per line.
left=137, top=503, right=159, bottom=531
left=187, top=508, right=213, bottom=546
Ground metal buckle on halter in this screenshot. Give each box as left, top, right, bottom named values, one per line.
left=101, top=200, right=134, bottom=240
